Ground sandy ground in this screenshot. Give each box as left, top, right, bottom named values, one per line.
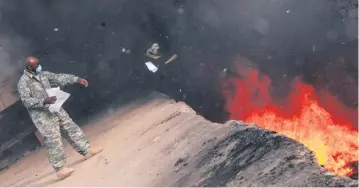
left=0, top=93, right=198, bottom=187
left=0, top=93, right=357, bottom=187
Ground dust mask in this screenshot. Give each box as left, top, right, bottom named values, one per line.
left=35, top=65, right=42, bottom=74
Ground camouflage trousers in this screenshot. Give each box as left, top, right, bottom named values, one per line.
left=34, top=108, right=90, bottom=171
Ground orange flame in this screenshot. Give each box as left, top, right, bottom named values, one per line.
left=222, top=62, right=358, bottom=177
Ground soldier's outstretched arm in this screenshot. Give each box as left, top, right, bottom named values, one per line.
left=42, top=71, right=80, bottom=87
left=17, top=79, right=48, bottom=109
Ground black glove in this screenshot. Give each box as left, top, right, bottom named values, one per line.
left=43, top=96, right=57, bottom=105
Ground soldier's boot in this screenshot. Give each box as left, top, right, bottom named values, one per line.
left=84, top=146, right=103, bottom=160
left=57, top=167, right=74, bottom=179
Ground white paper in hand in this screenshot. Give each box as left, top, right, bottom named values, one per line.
left=46, top=87, right=70, bottom=113
left=145, top=62, right=158, bottom=73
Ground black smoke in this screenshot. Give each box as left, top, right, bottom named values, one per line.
left=0, top=0, right=357, bottom=123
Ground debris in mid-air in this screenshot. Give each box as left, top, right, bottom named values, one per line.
left=144, top=43, right=178, bottom=72
left=121, top=48, right=131, bottom=54
left=145, top=62, right=158, bottom=73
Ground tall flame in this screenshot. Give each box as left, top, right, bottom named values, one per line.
left=222, top=61, right=358, bottom=177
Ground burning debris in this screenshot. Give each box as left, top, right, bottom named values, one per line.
left=222, top=60, right=358, bottom=178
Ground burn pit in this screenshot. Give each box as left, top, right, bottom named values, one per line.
left=0, top=0, right=357, bottom=181
left=221, top=58, right=358, bottom=178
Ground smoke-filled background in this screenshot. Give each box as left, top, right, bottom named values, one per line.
left=0, top=0, right=357, bottom=123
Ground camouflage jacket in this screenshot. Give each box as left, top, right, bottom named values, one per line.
left=17, top=70, right=80, bottom=127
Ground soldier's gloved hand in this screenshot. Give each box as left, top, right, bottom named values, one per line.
left=43, top=96, right=57, bottom=105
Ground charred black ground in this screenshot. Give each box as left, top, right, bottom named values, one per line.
left=0, top=0, right=357, bottom=123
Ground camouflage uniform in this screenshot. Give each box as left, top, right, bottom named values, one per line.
left=17, top=70, right=90, bottom=171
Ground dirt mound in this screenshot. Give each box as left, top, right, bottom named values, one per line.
left=0, top=92, right=357, bottom=187
left=169, top=120, right=357, bottom=187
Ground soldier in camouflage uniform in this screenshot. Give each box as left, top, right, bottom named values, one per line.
left=17, top=56, right=103, bottom=179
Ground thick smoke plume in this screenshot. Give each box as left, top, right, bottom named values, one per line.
left=0, top=0, right=357, bottom=123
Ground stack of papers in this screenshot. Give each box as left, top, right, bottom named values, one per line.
left=46, top=87, right=70, bottom=113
